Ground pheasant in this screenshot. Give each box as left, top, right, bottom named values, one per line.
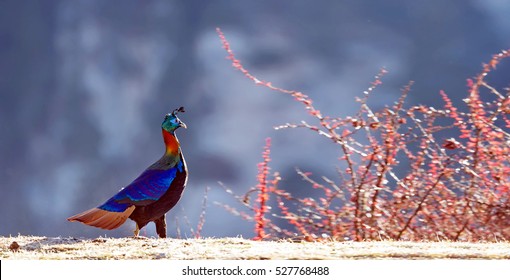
left=68, top=107, right=188, bottom=238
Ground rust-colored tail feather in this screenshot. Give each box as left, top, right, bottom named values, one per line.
left=67, top=206, right=135, bottom=230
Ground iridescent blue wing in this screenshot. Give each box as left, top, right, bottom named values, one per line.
left=98, top=161, right=184, bottom=212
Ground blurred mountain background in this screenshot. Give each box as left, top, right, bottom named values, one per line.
left=1, top=0, right=509, bottom=238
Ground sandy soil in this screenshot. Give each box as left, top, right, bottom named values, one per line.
left=1, top=236, right=509, bottom=260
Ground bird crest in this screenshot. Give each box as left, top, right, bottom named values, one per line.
left=172, top=106, right=185, bottom=116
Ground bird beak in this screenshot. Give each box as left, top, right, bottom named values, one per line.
left=179, top=120, right=187, bottom=129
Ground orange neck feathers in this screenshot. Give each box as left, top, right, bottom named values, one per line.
left=162, top=129, right=180, bottom=156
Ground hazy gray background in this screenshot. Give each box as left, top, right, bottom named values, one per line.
left=1, top=0, right=509, bottom=238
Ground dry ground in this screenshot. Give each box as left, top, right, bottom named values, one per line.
left=1, top=236, right=510, bottom=260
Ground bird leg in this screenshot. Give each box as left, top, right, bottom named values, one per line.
left=154, top=215, right=167, bottom=238
left=133, top=224, right=140, bottom=237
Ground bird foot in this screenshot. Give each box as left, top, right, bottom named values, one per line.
left=131, top=235, right=148, bottom=240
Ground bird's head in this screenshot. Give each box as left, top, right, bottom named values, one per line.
left=162, top=107, right=187, bottom=133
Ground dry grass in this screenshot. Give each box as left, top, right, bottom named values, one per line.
left=1, top=236, right=510, bottom=260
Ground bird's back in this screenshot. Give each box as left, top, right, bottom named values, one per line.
left=128, top=153, right=188, bottom=229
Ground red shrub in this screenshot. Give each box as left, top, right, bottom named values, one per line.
left=218, top=28, right=510, bottom=241
left=253, top=138, right=272, bottom=240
